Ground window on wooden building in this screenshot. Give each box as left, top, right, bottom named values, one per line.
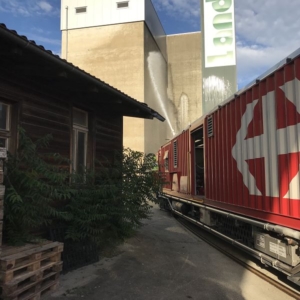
left=0, top=102, right=10, bottom=149
left=72, top=108, right=88, bottom=173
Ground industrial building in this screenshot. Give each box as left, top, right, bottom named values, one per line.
left=60, top=0, right=202, bottom=153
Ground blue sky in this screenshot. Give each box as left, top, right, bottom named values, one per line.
left=1, top=0, right=300, bottom=89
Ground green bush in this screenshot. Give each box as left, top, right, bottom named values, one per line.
left=4, top=129, right=164, bottom=246
left=65, top=149, right=162, bottom=245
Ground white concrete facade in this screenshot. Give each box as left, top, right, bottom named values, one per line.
left=61, top=0, right=144, bottom=30
left=61, top=0, right=167, bottom=59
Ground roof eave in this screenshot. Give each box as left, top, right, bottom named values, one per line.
left=0, top=24, right=165, bottom=122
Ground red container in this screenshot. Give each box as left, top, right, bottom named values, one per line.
left=159, top=130, right=190, bottom=192
left=159, top=54, right=300, bottom=231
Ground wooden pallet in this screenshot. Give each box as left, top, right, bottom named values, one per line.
left=0, top=185, right=5, bottom=200
left=0, top=242, right=63, bottom=272
left=0, top=157, right=4, bottom=255
left=0, top=201, right=3, bottom=252
left=1, top=262, right=62, bottom=297
left=0, top=170, right=3, bottom=184
left=1, top=243, right=51, bottom=259
left=0, top=221, right=3, bottom=241
left=33, top=281, right=59, bottom=300
left=0, top=185, right=4, bottom=222
left=0, top=251, right=62, bottom=283
left=0, top=242, right=63, bottom=300
left=2, top=272, right=59, bottom=300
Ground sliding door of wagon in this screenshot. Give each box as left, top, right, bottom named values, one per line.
left=192, top=127, right=205, bottom=196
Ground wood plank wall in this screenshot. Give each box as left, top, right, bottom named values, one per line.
left=95, top=115, right=123, bottom=165
left=0, top=78, right=123, bottom=168
left=21, top=92, right=71, bottom=158
left=0, top=79, right=71, bottom=158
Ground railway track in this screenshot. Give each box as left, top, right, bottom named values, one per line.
left=173, top=213, right=300, bottom=299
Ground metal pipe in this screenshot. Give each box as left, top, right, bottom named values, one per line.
left=264, top=224, right=300, bottom=240
left=166, top=198, right=293, bottom=276
left=161, top=194, right=300, bottom=240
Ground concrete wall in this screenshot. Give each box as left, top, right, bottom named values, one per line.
left=167, top=32, right=202, bottom=132
left=61, top=21, right=169, bottom=154
left=62, top=22, right=146, bottom=152
left=144, top=24, right=170, bottom=154
left=61, top=0, right=167, bottom=66
left=144, top=0, right=167, bottom=60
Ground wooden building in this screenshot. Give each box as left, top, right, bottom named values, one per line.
left=0, top=24, right=165, bottom=297
left=0, top=23, right=164, bottom=169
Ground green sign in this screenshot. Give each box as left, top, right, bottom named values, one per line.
left=201, top=0, right=237, bottom=114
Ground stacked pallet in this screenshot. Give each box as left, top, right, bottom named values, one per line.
left=0, top=147, right=7, bottom=254
left=0, top=241, right=63, bottom=300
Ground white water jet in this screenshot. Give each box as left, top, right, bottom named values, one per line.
left=147, top=52, right=176, bottom=137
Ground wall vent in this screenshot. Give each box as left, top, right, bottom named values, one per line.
left=173, top=140, right=178, bottom=168
left=75, top=7, right=87, bottom=14
left=207, top=116, right=213, bottom=137
left=117, top=1, right=129, bottom=8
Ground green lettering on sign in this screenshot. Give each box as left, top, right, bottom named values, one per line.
left=207, top=51, right=234, bottom=65
left=213, top=30, right=233, bottom=47
left=206, top=0, right=232, bottom=13
left=213, top=13, right=232, bottom=30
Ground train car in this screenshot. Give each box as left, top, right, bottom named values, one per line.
left=158, top=48, right=300, bottom=286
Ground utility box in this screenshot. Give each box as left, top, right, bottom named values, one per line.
left=254, top=232, right=300, bottom=267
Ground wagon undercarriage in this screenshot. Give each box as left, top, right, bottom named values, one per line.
left=159, top=194, right=300, bottom=286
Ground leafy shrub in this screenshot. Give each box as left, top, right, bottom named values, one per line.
left=4, top=128, right=72, bottom=244
left=4, top=129, right=164, bottom=246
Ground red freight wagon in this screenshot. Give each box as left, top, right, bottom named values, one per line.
left=158, top=50, right=300, bottom=285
